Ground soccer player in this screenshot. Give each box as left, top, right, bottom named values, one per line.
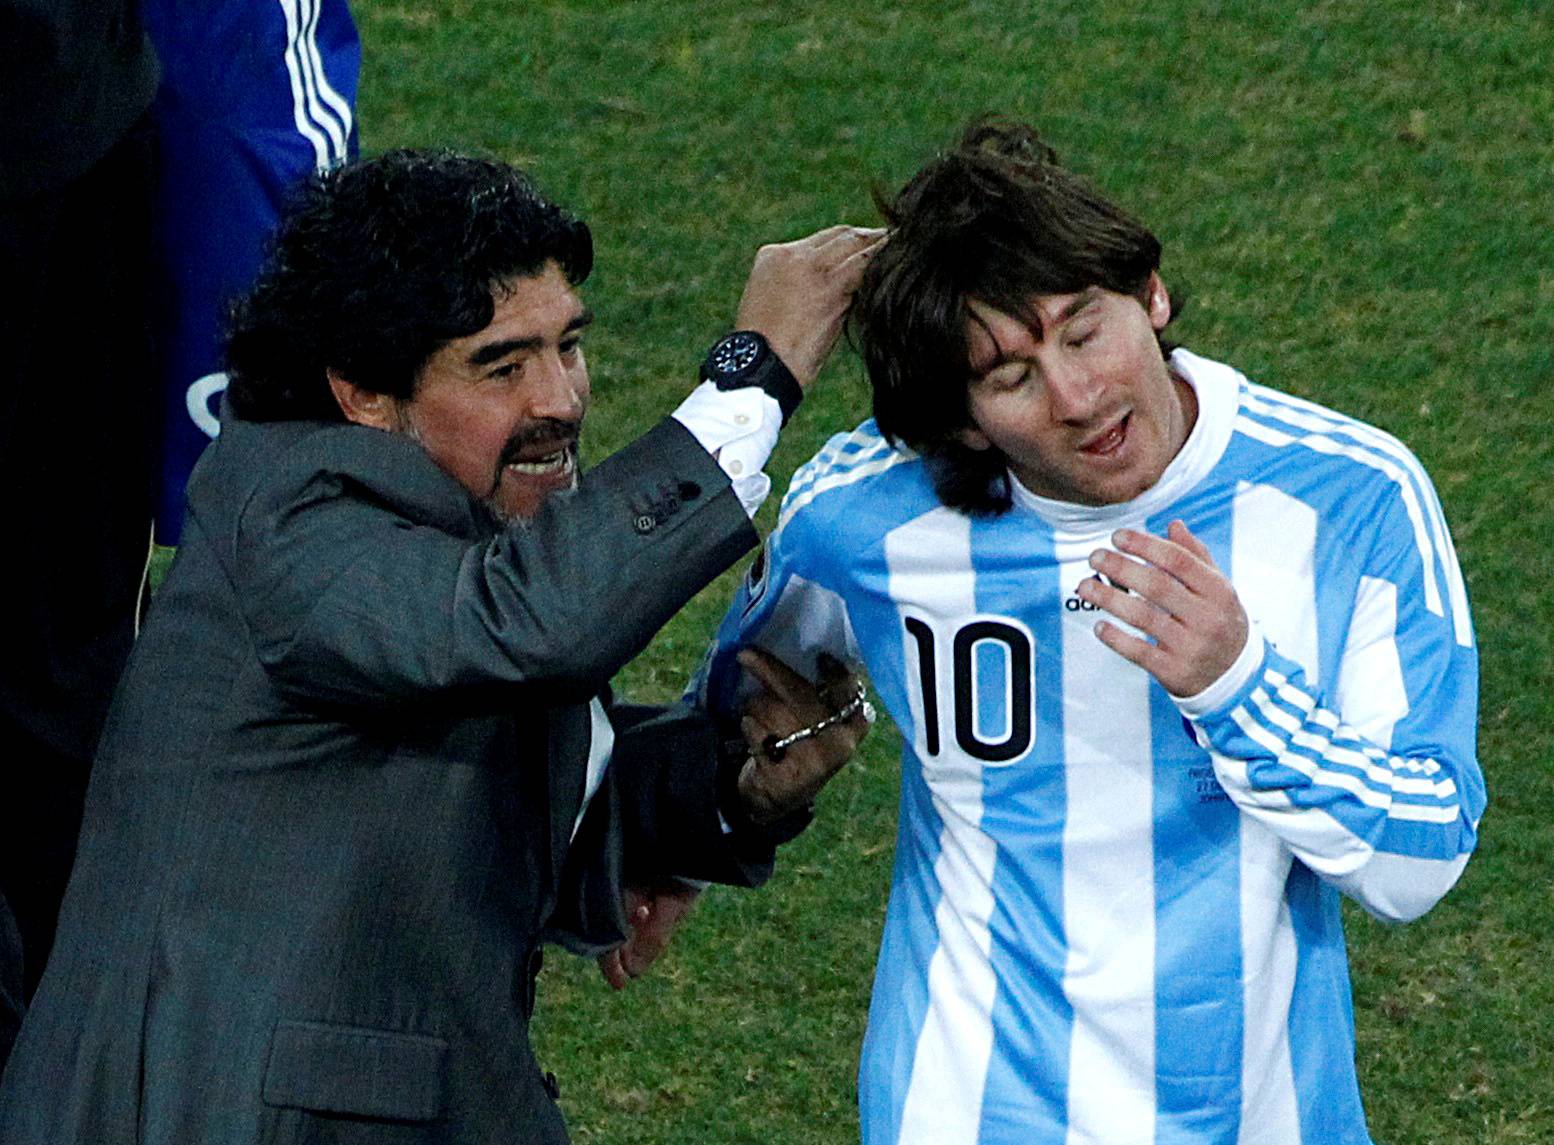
left=695, top=118, right=1484, bottom=1144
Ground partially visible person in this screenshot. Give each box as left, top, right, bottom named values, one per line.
left=141, top=0, right=360, bottom=543
left=0, top=897, right=20, bottom=1067
left=697, top=117, right=1483, bottom=1144
left=0, top=0, right=161, bottom=1040
left=0, top=148, right=879, bottom=1142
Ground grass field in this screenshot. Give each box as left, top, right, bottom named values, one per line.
left=342, top=2, right=1554, bottom=1140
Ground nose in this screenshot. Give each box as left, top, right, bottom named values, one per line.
left=1044, top=358, right=1102, bottom=424
left=528, top=352, right=586, bottom=421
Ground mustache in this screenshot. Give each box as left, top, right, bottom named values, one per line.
left=497, top=418, right=582, bottom=469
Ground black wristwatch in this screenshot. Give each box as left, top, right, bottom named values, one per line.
left=700, top=331, right=803, bottom=425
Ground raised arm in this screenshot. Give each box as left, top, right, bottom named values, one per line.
left=1081, top=515, right=1483, bottom=923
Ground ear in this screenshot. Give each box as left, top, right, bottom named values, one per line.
left=1145, top=272, right=1171, bottom=332
left=327, top=369, right=399, bottom=430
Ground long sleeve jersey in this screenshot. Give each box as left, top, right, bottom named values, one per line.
left=695, top=348, right=1484, bottom=1145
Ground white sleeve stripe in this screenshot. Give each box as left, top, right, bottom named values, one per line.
left=301, top=0, right=355, bottom=145
left=785, top=430, right=895, bottom=505
left=1247, top=688, right=1458, bottom=800
left=278, top=0, right=331, bottom=167
left=1265, top=667, right=1442, bottom=772
left=1242, top=389, right=1471, bottom=647
left=777, top=450, right=913, bottom=534
left=1257, top=672, right=1452, bottom=788
left=1233, top=415, right=1447, bottom=626
left=279, top=0, right=350, bottom=166
left=1227, top=707, right=1460, bottom=824
left=294, top=0, right=346, bottom=157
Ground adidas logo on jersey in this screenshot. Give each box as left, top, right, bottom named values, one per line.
left=1063, top=573, right=1115, bottom=612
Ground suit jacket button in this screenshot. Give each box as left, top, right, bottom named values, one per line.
left=634, top=513, right=656, bottom=534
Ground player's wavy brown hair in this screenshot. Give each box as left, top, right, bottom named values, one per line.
left=851, top=116, right=1176, bottom=514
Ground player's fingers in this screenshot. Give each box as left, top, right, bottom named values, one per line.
left=1077, top=575, right=1172, bottom=637
left=813, top=224, right=887, bottom=257
left=829, top=233, right=889, bottom=280
left=620, top=931, right=662, bottom=977
left=598, top=949, right=628, bottom=991
left=1111, top=528, right=1223, bottom=595
left=815, top=652, right=864, bottom=702
left=793, top=223, right=857, bottom=247
left=1086, top=549, right=1194, bottom=620
left=1091, top=618, right=1164, bottom=675
left=1166, top=519, right=1214, bottom=563
left=738, top=647, right=824, bottom=710
left=741, top=714, right=777, bottom=754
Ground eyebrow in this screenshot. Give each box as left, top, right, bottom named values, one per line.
left=466, top=308, right=595, bottom=367
left=1049, top=287, right=1103, bottom=328
left=968, top=288, right=1104, bottom=377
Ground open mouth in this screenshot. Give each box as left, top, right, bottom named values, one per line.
left=504, top=444, right=574, bottom=478
left=1079, top=413, right=1130, bottom=457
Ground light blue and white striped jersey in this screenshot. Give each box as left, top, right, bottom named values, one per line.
left=695, top=349, right=1483, bottom=1145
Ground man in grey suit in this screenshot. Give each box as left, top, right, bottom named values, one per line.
left=0, top=149, right=878, bottom=1142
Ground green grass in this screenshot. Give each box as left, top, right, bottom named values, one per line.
left=340, top=2, right=1554, bottom=1140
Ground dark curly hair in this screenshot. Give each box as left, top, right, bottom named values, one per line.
left=225, top=149, right=593, bottom=422
left=851, top=116, right=1175, bottom=514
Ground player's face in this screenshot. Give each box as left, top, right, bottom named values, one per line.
left=960, top=273, right=1196, bottom=506
left=393, top=263, right=592, bottom=522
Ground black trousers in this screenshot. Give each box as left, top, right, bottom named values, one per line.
left=0, top=116, right=157, bottom=1011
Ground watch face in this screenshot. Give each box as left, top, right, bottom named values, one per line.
left=712, top=332, right=763, bottom=376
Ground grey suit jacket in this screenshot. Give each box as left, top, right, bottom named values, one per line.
left=0, top=411, right=770, bottom=1143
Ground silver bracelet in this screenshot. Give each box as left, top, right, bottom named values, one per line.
left=761, top=680, right=876, bottom=762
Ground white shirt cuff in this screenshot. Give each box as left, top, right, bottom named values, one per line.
left=671, top=382, right=783, bottom=519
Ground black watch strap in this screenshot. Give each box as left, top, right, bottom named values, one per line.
left=700, top=331, right=803, bottom=425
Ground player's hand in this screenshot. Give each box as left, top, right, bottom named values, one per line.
left=1077, top=520, right=1250, bottom=697
left=735, top=225, right=887, bottom=388
left=735, top=648, right=872, bottom=824
left=596, top=879, right=702, bottom=991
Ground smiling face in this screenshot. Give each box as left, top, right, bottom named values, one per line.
left=380, top=262, right=593, bottom=521
left=960, top=272, right=1196, bottom=506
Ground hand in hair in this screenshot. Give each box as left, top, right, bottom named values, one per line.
left=735, top=225, right=887, bottom=387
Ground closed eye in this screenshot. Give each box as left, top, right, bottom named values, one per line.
left=980, top=364, right=1031, bottom=392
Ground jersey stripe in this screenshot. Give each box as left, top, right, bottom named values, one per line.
left=1234, top=415, right=1446, bottom=628
left=1148, top=504, right=1245, bottom=1143
left=1053, top=528, right=1157, bottom=1142
left=784, top=425, right=897, bottom=509
left=887, top=512, right=1002, bottom=1145
left=779, top=449, right=912, bottom=535
left=1239, top=389, right=1471, bottom=647
left=1226, top=480, right=1312, bottom=1142
left=1333, top=577, right=1406, bottom=749
left=1243, top=385, right=1470, bottom=648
